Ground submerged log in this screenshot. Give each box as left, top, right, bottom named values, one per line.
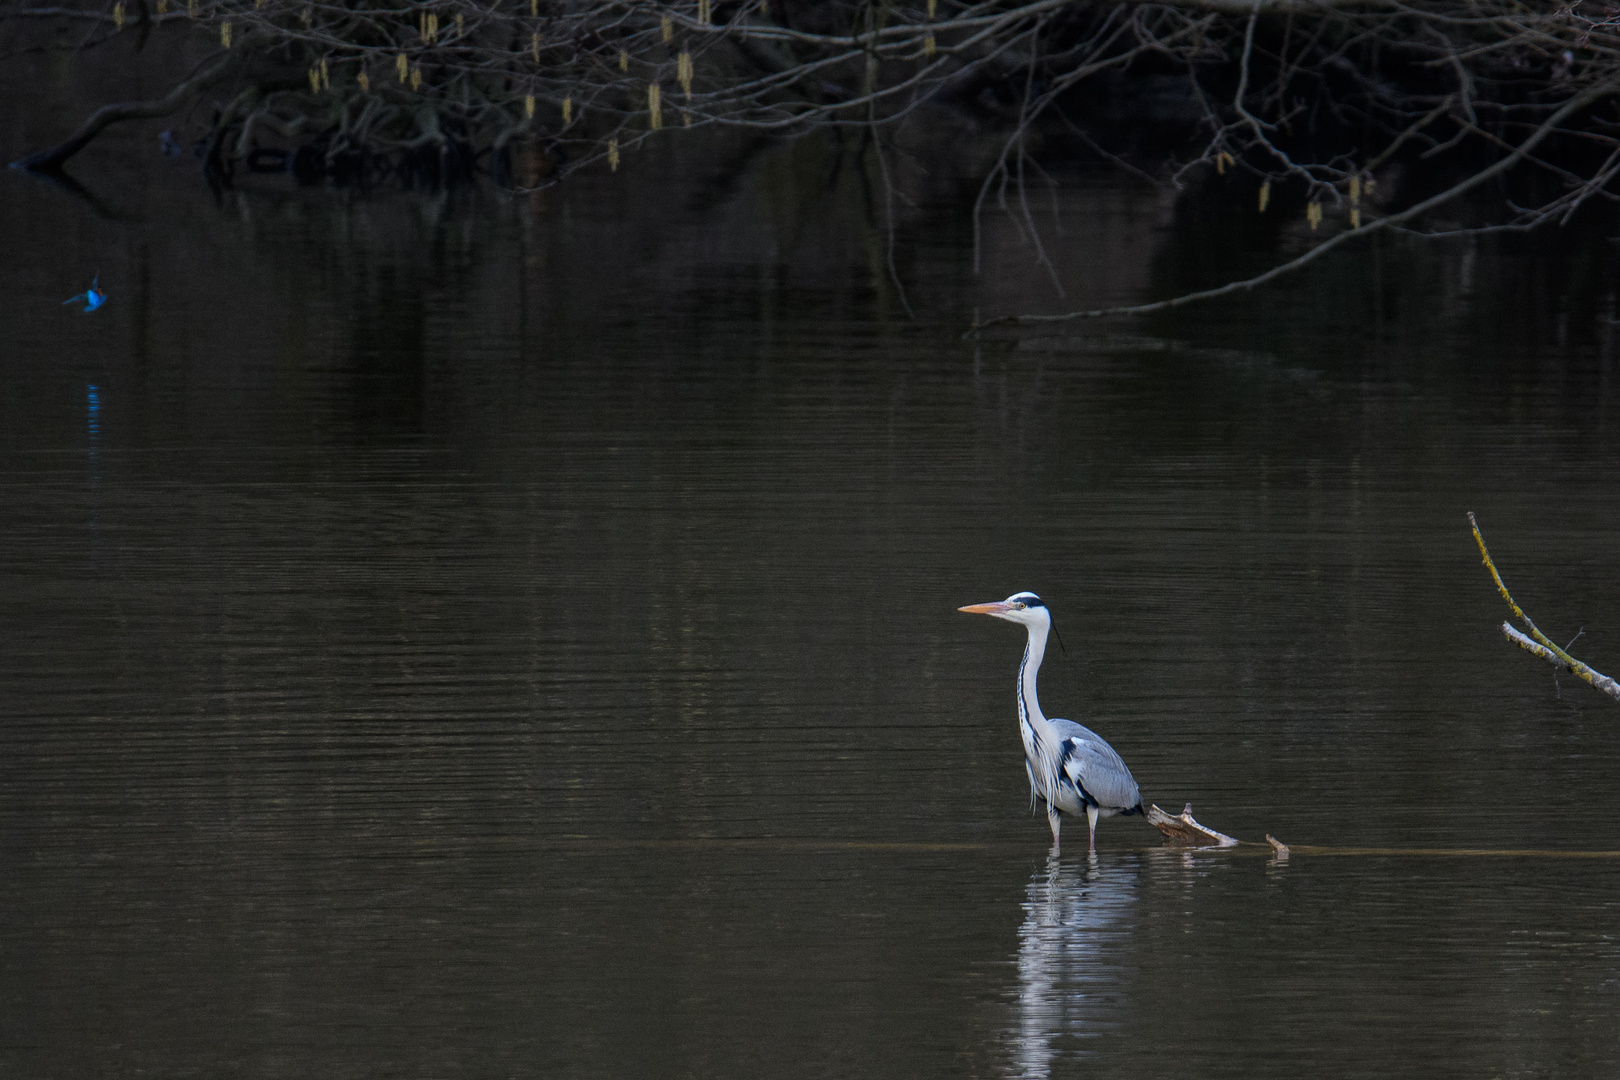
left=1147, top=803, right=1239, bottom=847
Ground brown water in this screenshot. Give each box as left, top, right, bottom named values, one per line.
left=3, top=129, right=1620, bottom=1078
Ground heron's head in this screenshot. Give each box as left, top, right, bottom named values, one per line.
left=958, top=591, right=1049, bottom=626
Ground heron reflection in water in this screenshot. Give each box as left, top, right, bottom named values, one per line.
left=959, top=592, right=1143, bottom=850
left=1012, top=853, right=1138, bottom=1079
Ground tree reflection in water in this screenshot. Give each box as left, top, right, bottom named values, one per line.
left=1010, top=852, right=1139, bottom=1079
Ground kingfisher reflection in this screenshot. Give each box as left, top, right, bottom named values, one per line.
left=1011, top=852, right=1138, bottom=1079
left=86, top=383, right=101, bottom=486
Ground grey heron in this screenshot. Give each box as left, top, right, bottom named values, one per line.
left=959, top=592, right=1144, bottom=851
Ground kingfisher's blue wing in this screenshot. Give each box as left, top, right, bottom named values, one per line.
left=62, top=287, right=106, bottom=312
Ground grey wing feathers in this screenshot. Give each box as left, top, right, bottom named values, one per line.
left=1050, top=719, right=1141, bottom=811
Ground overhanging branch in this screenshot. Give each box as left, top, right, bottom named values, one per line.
left=971, top=82, right=1618, bottom=333
left=10, top=48, right=237, bottom=173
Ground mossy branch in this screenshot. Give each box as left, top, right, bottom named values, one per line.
left=1468, top=512, right=1620, bottom=704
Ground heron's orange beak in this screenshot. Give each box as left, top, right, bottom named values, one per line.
left=958, top=601, right=1014, bottom=615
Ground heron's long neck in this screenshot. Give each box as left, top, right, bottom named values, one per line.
left=1017, top=622, right=1050, bottom=734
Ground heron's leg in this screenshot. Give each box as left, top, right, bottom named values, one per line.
left=1047, top=804, right=1062, bottom=851
left=1086, top=805, right=1099, bottom=851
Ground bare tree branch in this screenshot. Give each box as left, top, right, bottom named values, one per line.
left=10, top=47, right=237, bottom=172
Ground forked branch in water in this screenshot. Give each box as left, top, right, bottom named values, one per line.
left=1468, top=512, right=1620, bottom=703
left=1146, top=803, right=1239, bottom=846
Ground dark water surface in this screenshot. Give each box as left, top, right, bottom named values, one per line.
left=3, top=137, right=1620, bottom=1078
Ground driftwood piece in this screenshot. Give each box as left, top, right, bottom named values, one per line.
left=1468, top=513, right=1620, bottom=704
left=1147, top=803, right=1239, bottom=847
left=1266, top=835, right=1290, bottom=858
